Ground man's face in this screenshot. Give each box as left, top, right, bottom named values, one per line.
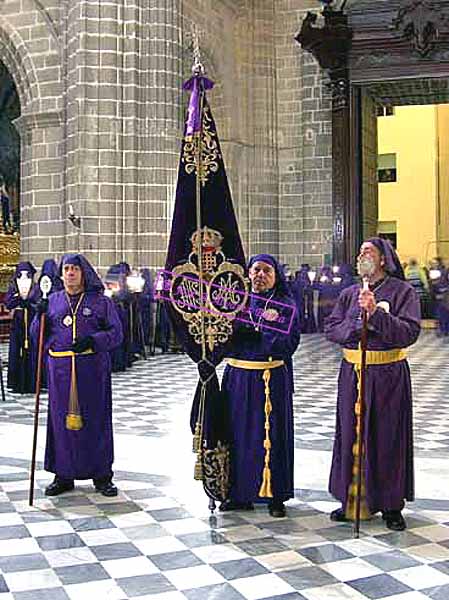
left=62, top=264, right=84, bottom=292
left=357, top=242, right=385, bottom=276
left=249, top=261, right=276, bottom=293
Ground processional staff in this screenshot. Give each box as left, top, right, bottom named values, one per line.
left=29, top=274, right=52, bottom=506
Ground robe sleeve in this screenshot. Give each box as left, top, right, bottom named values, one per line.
left=258, top=303, right=301, bottom=359
left=368, top=285, right=421, bottom=347
left=91, top=297, right=123, bottom=352
left=5, top=287, right=20, bottom=310
left=324, top=288, right=362, bottom=346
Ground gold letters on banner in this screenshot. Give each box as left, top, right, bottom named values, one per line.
left=182, top=105, right=220, bottom=186
left=169, top=227, right=248, bottom=352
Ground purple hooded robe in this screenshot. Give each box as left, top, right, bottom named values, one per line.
left=325, top=239, right=421, bottom=513
left=6, top=262, right=39, bottom=393
left=32, top=254, right=123, bottom=480
left=222, top=254, right=300, bottom=504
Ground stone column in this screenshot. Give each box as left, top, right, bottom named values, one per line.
left=62, top=0, right=182, bottom=272
left=14, top=111, right=64, bottom=265
left=138, top=0, right=183, bottom=270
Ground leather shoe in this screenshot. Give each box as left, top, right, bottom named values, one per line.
left=382, top=510, right=406, bottom=531
left=219, top=500, right=254, bottom=512
left=95, top=481, right=118, bottom=497
left=268, top=501, right=286, bottom=518
left=45, top=478, right=74, bottom=496
left=330, top=507, right=350, bottom=522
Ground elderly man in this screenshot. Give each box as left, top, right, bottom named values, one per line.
left=33, top=254, right=123, bottom=497
left=325, top=238, right=420, bottom=531
left=220, top=254, right=300, bottom=518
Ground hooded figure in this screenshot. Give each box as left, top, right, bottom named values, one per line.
left=220, top=254, right=300, bottom=517
left=34, top=259, right=64, bottom=388
left=105, top=263, right=131, bottom=372
left=139, top=268, right=154, bottom=347
left=325, top=237, right=420, bottom=531
left=39, top=259, right=64, bottom=294
left=5, top=261, right=39, bottom=393
left=31, top=253, right=123, bottom=497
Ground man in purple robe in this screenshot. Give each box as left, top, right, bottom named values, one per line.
left=325, top=238, right=420, bottom=531
left=220, top=254, right=300, bottom=518
left=6, top=261, right=39, bottom=393
left=32, top=254, right=123, bottom=497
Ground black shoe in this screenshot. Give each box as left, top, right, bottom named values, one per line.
left=95, top=481, right=118, bottom=497
left=330, top=507, right=351, bottom=522
left=268, top=501, right=286, bottom=518
left=219, top=500, right=254, bottom=512
left=45, top=478, right=74, bottom=496
left=382, top=510, right=406, bottom=531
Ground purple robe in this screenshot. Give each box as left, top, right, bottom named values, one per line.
left=325, top=277, right=421, bottom=512
left=6, top=281, right=39, bottom=394
left=32, top=290, right=123, bottom=480
left=222, top=292, right=300, bottom=503
left=110, top=296, right=129, bottom=372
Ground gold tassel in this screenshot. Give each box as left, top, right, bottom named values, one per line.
left=24, top=307, right=29, bottom=350
left=345, top=362, right=371, bottom=521
left=66, top=413, right=83, bottom=430
left=192, top=422, right=201, bottom=453
left=66, top=331, right=83, bottom=431
left=258, top=368, right=273, bottom=498
left=194, top=453, right=203, bottom=480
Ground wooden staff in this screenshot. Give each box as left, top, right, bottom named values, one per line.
left=0, top=355, right=5, bottom=402
left=29, top=275, right=52, bottom=506
left=354, top=277, right=369, bottom=538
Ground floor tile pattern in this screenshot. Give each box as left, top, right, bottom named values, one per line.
left=1, top=332, right=449, bottom=456
left=1, top=458, right=449, bottom=600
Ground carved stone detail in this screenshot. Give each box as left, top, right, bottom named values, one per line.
left=393, top=1, right=442, bottom=57
left=296, top=9, right=352, bottom=73
left=325, top=77, right=349, bottom=111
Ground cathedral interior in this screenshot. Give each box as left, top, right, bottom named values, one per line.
left=1, top=1, right=449, bottom=599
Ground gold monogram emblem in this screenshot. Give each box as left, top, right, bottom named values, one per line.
left=169, top=227, right=248, bottom=352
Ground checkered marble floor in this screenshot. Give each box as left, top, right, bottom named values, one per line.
left=1, top=331, right=449, bottom=599
left=1, top=456, right=449, bottom=600
left=1, top=331, right=449, bottom=456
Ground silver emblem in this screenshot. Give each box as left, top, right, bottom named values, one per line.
left=63, top=315, right=73, bottom=327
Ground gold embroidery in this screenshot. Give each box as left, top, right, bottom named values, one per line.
left=182, top=105, right=221, bottom=186
left=169, top=228, right=248, bottom=352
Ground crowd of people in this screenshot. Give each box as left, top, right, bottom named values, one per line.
left=0, top=239, right=428, bottom=532
left=285, top=256, right=449, bottom=336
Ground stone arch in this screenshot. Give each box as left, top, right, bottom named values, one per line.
left=0, top=10, right=64, bottom=264
left=0, top=18, right=37, bottom=110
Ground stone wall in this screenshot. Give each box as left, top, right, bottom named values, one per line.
left=0, top=0, right=335, bottom=273
left=275, top=0, right=333, bottom=269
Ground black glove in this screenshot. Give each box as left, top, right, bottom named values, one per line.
left=197, top=359, right=216, bottom=383
left=72, top=336, right=95, bottom=353
left=35, top=298, right=49, bottom=316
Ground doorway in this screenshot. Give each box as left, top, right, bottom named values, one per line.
left=358, top=78, right=449, bottom=270
left=0, top=59, right=20, bottom=236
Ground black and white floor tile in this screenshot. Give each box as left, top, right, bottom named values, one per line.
left=1, top=331, right=449, bottom=599
left=1, top=457, right=449, bottom=600
left=1, top=331, right=449, bottom=456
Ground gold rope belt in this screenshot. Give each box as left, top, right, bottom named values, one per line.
left=343, top=346, right=406, bottom=521
left=49, top=349, right=94, bottom=358
left=226, top=357, right=285, bottom=499
left=226, top=358, right=284, bottom=370
left=343, top=348, right=407, bottom=365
